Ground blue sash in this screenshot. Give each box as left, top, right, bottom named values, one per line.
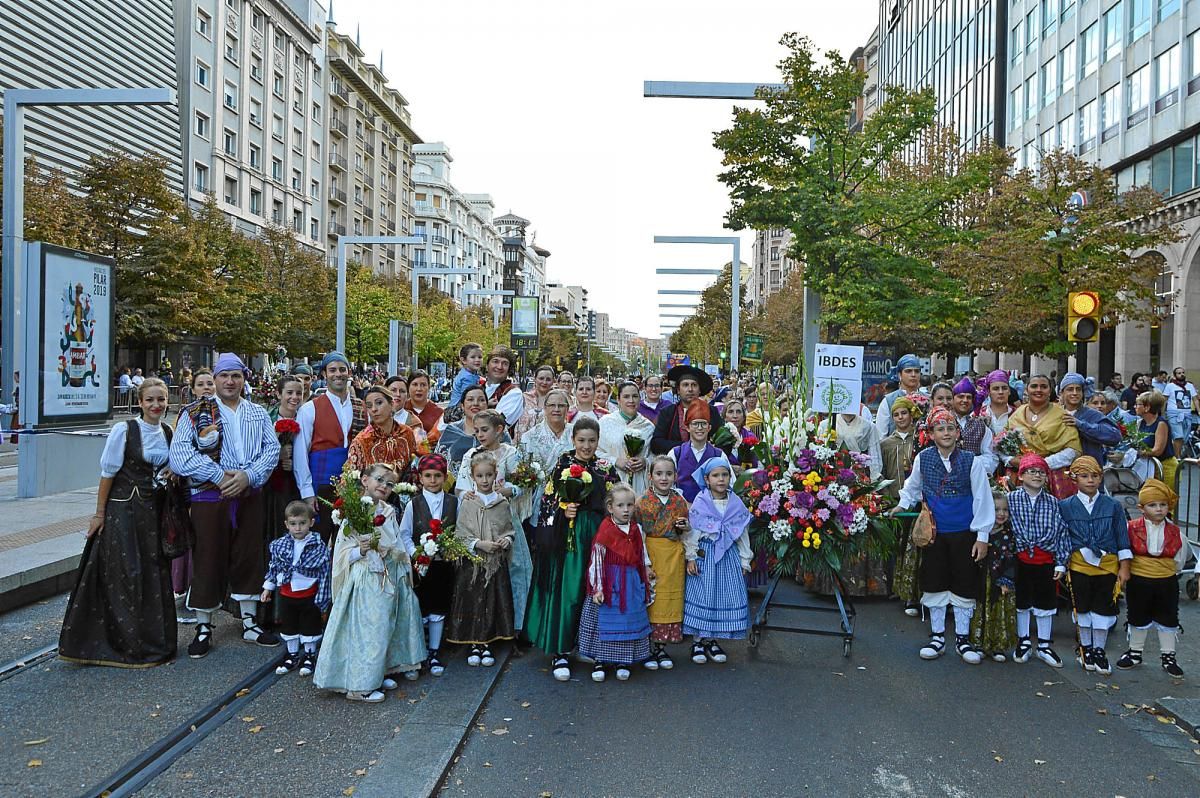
left=310, top=446, right=348, bottom=493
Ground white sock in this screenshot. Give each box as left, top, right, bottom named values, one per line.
left=1092, top=627, right=1108, bottom=649
left=1078, top=626, right=1093, bottom=647
left=929, top=605, right=946, bottom=635
left=1129, top=626, right=1149, bottom=652
left=283, top=635, right=300, bottom=654
left=303, top=641, right=318, bottom=654
left=1016, top=609, right=1030, bottom=638
left=427, top=616, right=444, bottom=650
left=1158, top=628, right=1177, bottom=654
left=195, top=610, right=213, bottom=626
left=239, top=600, right=259, bottom=624
left=952, top=606, right=973, bottom=636
left=1035, top=614, right=1052, bottom=642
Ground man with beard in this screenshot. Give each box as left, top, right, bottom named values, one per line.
left=1162, top=367, right=1199, bottom=457
left=651, top=364, right=724, bottom=455
left=293, top=352, right=367, bottom=542
left=876, top=354, right=925, bottom=437
left=170, top=353, right=282, bottom=658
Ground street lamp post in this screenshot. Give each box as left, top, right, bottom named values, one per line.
left=653, top=236, right=741, bottom=371
left=2, top=87, right=175, bottom=409
left=335, top=235, right=424, bottom=355
left=462, top=289, right=515, bottom=331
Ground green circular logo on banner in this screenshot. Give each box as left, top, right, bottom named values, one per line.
left=817, top=381, right=853, bottom=412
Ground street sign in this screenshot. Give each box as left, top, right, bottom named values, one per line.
left=666, top=353, right=691, bottom=368
left=811, top=343, right=863, bottom=415
left=511, top=296, right=540, bottom=350
left=741, top=333, right=764, bottom=363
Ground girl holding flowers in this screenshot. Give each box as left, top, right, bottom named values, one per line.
left=636, top=456, right=693, bottom=669
left=314, top=463, right=425, bottom=702
left=526, top=416, right=618, bottom=682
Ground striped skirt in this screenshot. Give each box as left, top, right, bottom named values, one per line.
left=682, top=537, right=749, bottom=640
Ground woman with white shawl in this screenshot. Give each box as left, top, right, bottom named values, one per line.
left=597, top=380, right=656, bottom=496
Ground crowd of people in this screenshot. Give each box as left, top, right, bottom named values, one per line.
left=57, top=345, right=1195, bottom=701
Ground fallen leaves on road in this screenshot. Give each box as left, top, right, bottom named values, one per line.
left=355, top=768, right=367, bottom=776
left=1096, top=708, right=1109, bottom=715
left=274, top=748, right=284, bottom=754
left=23, top=738, right=49, bottom=746
left=248, top=725, right=264, bottom=733
left=993, top=756, right=1003, bottom=763
left=296, top=740, right=307, bottom=746
left=343, top=787, right=356, bottom=796
left=27, top=759, right=42, bottom=768
left=1042, top=681, right=1061, bottom=686
left=520, top=701, right=532, bottom=708
left=483, top=762, right=493, bottom=768
left=1098, top=729, right=1107, bottom=734
left=235, top=688, right=250, bottom=697
left=1035, top=692, right=1048, bottom=698
left=1157, top=715, right=1176, bottom=725
left=491, top=728, right=509, bottom=736
left=1033, top=759, right=1046, bottom=765
left=241, top=716, right=255, bottom=722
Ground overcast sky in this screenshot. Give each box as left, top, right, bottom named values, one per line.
left=333, top=0, right=877, bottom=339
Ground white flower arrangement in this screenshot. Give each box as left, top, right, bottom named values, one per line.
left=394, top=482, right=418, bottom=495
left=769, top=518, right=792, bottom=541
left=359, top=495, right=374, bottom=505
left=330, top=509, right=342, bottom=525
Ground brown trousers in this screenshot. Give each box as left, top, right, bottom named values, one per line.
left=188, top=491, right=266, bottom=611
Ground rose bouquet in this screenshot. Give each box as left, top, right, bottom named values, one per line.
left=550, top=462, right=595, bottom=546
left=413, top=517, right=478, bottom=577
left=320, top=463, right=383, bottom=551
left=738, top=429, right=760, bottom=465
left=991, top=427, right=1029, bottom=460
left=274, top=418, right=301, bottom=443
left=1113, top=417, right=1144, bottom=452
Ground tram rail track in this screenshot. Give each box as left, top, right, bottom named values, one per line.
left=0, top=643, right=57, bottom=683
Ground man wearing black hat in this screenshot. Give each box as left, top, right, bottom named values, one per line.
left=651, top=364, right=724, bottom=455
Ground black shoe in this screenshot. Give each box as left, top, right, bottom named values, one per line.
left=1092, top=647, right=1112, bottom=676
left=428, top=650, right=445, bottom=677
left=275, top=655, right=300, bottom=675
left=188, top=623, right=213, bottom=659
left=298, top=653, right=316, bottom=677
left=591, top=662, right=607, bottom=682
left=705, top=642, right=728, bottom=663
left=242, top=618, right=281, bottom=647
left=691, top=642, right=707, bottom=664
left=1116, top=649, right=1142, bottom=670
left=1012, top=636, right=1032, bottom=664
left=1162, top=653, right=1185, bottom=678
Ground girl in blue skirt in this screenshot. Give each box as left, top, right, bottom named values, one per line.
left=684, top=456, right=752, bottom=664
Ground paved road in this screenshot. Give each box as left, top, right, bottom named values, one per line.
left=441, top=582, right=1200, bottom=797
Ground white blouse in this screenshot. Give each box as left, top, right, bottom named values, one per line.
left=100, top=420, right=169, bottom=478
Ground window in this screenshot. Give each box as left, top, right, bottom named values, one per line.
left=1042, top=0, right=1058, bottom=34
left=1041, top=127, right=1056, bottom=154
left=310, top=179, right=319, bottom=199
left=195, top=60, right=210, bottom=88
left=310, top=218, right=319, bottom=239
left=1062, top=0, right=1076, bottom=20
left=249, top=188, right=262, bottom=215
left=224, top=176, right=238, bottom=206
left=196, top=9, right=211, bottom=37
left=1058, top=114, right=1075, bottom=150
left=224, top=34, right=239, bottom=62
left=250, top=54, right=263, bottom=82
left=1174, top=138, right=1194, bottom=193
left=1191, top=29, right=1200, bottom=82
left=292, top=88, right=303, bottom=113
left=1100, top=83, right=1121, bottom=139
left=1026, top=8, right=1037, bottom=50
left=311, top=102, right=321, bottom=122
left=272, top=114, right=284, bottom=141
left=272, top=199, right=283, bottom=224
left=223, top=128, right=237, bottom=156
left=273, top=30, right=284, bottom=50
left=310, top=140, right=320, bottom=160
left=252, top=11, right=263, bottom=30
left=1128, top=64, right=1150, bottom=125
left=1011, top=20, right=1023, bottom=62
left=1159, top=0, right=1179, bottom=22
left=1025, top=76, right=1036, bottom=119
left=273, top=72, right=284, bottom=98
left=1011, top=87, right=1023, bottom=128
left=271, top=157, right=282, bottom=181
left=249, top=143, right=261, bottom=169
left=291, top=168, right=301, bottom=191
left=1060, top=42, right=1076, bottom=93
left=195, top=112, right=209, bottom=139
left=292, top=127, right=303, bottom=153
left=194, top=163, right=209, bottom=192
left=1103, top=3, right=1122, bottom=63
left=1130, top=0, right=1150, bottom=41
left=1042, top=56, right=1057, bottom=106
left=293, top=210, right=302, bottom=233
left=1157, top=45, right=1180, bottom=110
left=1080, top=100, right=1097, bottom=151
left=223, top=81, right=238, bottom=110
left=1152, top=149, right=1172, bottom=192
left=770, top=246, right=780, bottom=261
left=1081, top=23, right=1099, bottom=78
left=249, top=98, right=262, bottom=127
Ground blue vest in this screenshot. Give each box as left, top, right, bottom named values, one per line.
left=918, top=447, right=975, bottom=534
left=674, top=442, right=719, bottom=503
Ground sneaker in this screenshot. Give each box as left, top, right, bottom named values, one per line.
left=955, top=635, right=981, bottom=665
left=990, top=652, right=1007, bottom=663
left=1013, top=636, right=1032, bottom=664
left=1036, top=642, right=1063, bottom=669
left=1162, top=653, right=1185, bottom=678
left=657, top=649, right=675, bottom=670
left=903, top=602, right=920, bottom=618
left=467, top=647, right=482, bottom=667
left=1116, top=649, right=1143, bottom=670
left=691, top=643, right=707, bottom=664
left=187, top=623, right=213, bottom=659
left=275, top=655, right=299, bottom=675
left=919, top=633, right=945, bottom=660
left=242, top=618, right=281, bottom=647
left=705, top=642, right=728, bottom=664
left=552, top=656, right=571, bottom=682
left=428, top=650, right=445, bottom=677
left=1077, top=646, right=1096, bottom=672
left=591, top=663, right=607, bottom=682
left=615, top=667, right=631, bottom=681
left=298, top=653, right=316, bottom=677
left=644, top=645, right=661, bottom=670
left=1092, top=648, right=1112, bottom=676
left=381, top=677, right=399, bottom=691
left=346, top=690, right=385, bottom=703
left=480, top=648, right=495, bottom=667
left=403, top=669, right=420, bottom=681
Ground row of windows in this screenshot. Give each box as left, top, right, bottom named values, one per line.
left=193, top=165, right=319, bottom=236
left=1011, top=38, right=1190, bottom=130
left=1115, top=133, right=1200, bottom=196
left=1011, top=0, right=1175, bottom=67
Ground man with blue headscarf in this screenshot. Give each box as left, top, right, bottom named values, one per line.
left=293, top=351, right=367, bottom=542
left=1058, top=372, right=1121, bottom=464
left=875, top=354, right=925, bottom=438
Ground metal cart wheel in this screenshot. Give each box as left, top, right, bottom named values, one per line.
left=1187, top=576, right=1199, bottom=601
left=843, top=638, right=852, bottom=657
left=748, top=627, right=761, bottom=648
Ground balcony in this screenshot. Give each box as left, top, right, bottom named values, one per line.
left=329, top=222, right=346, bottom=236
left=364, top=174, right=375, bottom=189
left=331, top=83, right=349, bottom=103
left=364, top=207, right=374, bottom=220
left=328, top=187, right=346, bottom=205
left=430, top=234, right=449, bottom=246
left=385, top=158, right=397, bottom=175
left=330, top=117, right=348, bottom=137
left=328, top=153, right=347, bottom=171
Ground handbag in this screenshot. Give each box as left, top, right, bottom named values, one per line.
left=911, top=504, right=937, bottom=548
left=160, top=480, right=196, bottom=559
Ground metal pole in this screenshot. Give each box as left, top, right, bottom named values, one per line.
left=2, top=96, right=25, bottom=411
left=336, top=238, right=347, bottom=353
left=731, top=238, right=740, bottom=373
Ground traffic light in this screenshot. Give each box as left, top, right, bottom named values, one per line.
left=1067, top=291, right=1101, bottom=343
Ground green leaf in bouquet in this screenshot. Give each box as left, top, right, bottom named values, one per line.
left=821, top=546, right=842, bottom=574
left=623, top=433, right=645, bottom=458
left=710, top=425, right=737, bottom=451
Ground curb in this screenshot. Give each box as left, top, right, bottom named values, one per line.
left=1155, top=697, right=1200, bottom=738
left=0, top=534, right=85, bottom=613
left=355, top=647, right=512, bottom=798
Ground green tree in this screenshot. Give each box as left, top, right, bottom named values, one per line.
left=344, top=262, right=403, bottom=363
left=714, top=35, right=997, bottom=343
left=747, top=267, right=806, bottom=364
left=258, top=224, right=335, bottom=357
left=667, top=263, right=749, bottom=367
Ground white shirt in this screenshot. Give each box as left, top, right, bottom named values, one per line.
left=294, top=391, right=356, bottom=499
left=1145, top=518, right=1166, bottom=557
left=896, top=448, right=996, bottom=542
left=398, top=489, right=446, bottom=541
left=486, top=381, right=526, bottom=426
left=1163, top=381, right=1198, bottom=420
left=100, top=419, right=169, bottom=478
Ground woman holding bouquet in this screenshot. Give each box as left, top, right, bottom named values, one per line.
left=1005, top=375, right=1081, bottom=499
left=598, top=380, right=655, bottom=495
left=348, top=386, right=418, bottom=475
left=526, top=416, right=619, bottom=681
left=518, top=389, right=575, bottom=527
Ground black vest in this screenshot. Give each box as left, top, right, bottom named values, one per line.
left=111, top=420, right=173, bottom=501
left=411, top=491, right=458, bottom=546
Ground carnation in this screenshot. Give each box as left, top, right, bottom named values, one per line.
left=768, top=519, right=791, bottom=541
left=360, top=495, right=374, bottom=505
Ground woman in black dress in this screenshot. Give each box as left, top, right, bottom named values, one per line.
left=59, top=378, right=177, bottom=667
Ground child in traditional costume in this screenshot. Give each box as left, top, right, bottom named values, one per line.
left=579, top=483, right=654, bottom=682
left=261, top=501, right=331, bottom=677
left=314, top=464, right=425, bottom=702
left=969, top=491, right=1017, bottom=662
left=894, top=406, right=995, bottom=665
left=1117, top=479, right=1185, bottom=678
left=446, top=451, right=515, bottom=666
left=1007, top=453, right=1072, bottom=668
left=684, top=456, right=752, bottom=665
left=636, top=456, right=693, bottom=670
left=670, top=401, right=722, bottom=503
left=1059, top=456, right=1131, bottom=676
left=399, top=453, right=459, bottom=677
left=526, top=416, right=619, bottom=681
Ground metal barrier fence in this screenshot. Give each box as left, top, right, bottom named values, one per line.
left=1177, top=458, right=1199, bottom=537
